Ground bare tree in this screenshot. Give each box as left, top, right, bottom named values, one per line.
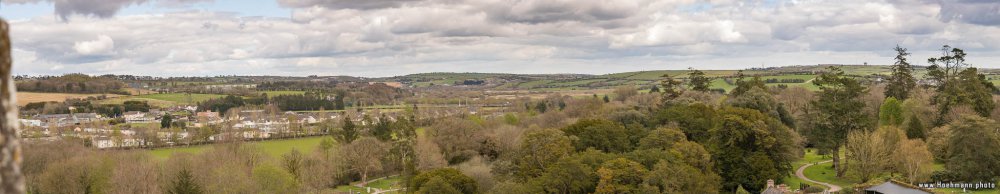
left=343, top=137, right=387, bottom=186
left=0, top=18, right=26, bottom=194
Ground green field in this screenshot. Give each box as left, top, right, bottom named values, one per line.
left=102, top=93, right=226, bottom=106
left=149, top=136, right=329, bottom=160
left=258, top=90, right=307, bottom=96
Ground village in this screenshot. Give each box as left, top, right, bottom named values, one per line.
left=16, top=103, right=488, bottom=149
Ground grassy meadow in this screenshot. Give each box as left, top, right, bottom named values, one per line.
left=148, top=136, right=329, bottom=160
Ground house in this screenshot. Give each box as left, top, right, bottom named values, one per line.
left=19, top=119, right=42, bottom=127
left=92, top=136, right=146, bottom=149
left=123, top=111, right=154, bottom=123
left=760, top=179, right=791, bottom=194
left=863, top=180, right=931, bottom=194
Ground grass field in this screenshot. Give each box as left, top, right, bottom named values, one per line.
left=16, top=92, right=124, bottom=106
left=148, top=136, right=329, bottom=160
left=101, top=93, right=226, bottom=106
left=259, top=90, right=307, bottom=96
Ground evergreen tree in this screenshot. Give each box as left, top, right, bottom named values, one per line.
left=168, top=169, right=202, bottom=194
left=659, top=74, right=683, bottom=102
left=925, top=45, right=995, bottom=124
left=648, top=85, right=660, bottom=93
left=336, top=116, right=359, bottom=144
left=809, top=66, right=870, bottom=177
left=885, top=45, right=916, bottom=100
left=687, top=69, right=712, bottom=92
left=730, top=71, right=766, bottom=97
left=602, top=95, right=610, bottom=103
left=161, top=113, right=173, bottom=128
left=905, top=114, right=925, bottom=140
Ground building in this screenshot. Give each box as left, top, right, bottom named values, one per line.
left=123, top=111, right=154, bottom=123
left=863, top=180, right=932, bottom=194
left=761, top=179, right=791, bottom=194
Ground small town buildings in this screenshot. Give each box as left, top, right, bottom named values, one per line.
left=123, top=111, right=155, bottom=123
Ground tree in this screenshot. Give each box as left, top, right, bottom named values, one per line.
left=343, top=137, right=388, bottom=186
left=905, top=114, right=926, bottom=139
left=533, top=157, right=597, bottom=194
left=809, top=66, right=870, bottom=177
left=945, top=116, right=1000, bottom=181
left=335, top=116, right=358, bottom=144
left=728, top=87, right=796, bottom=128
left=252, top=164, right=301, bottom=194
left=281, top=149, right=305, bottom=180
left=660, top=74, right=684, bottom=101
left=688, top=69, right=712, bottom=92
left=644, top=159, right=721, bottom=194
left=161, top=113, right=174, bottom=128
left=516, top=128, right=572, bottom=178
left=418, top=177, right=462, bottom=194
left=409, top=168, right=477, bottom=194
left=656, top=103, right=716, bottom=143
left=649, top=85, right=660, bottom=93
left=895, top=139, right=933, bottom=184
left=879, top=97, right=904, bottom=126
left=637, top=128, right=685, bottom=150
left=372, top=114, right=393, bottom=141
left=885, top=45, right=916, bottom=100
left=168, top=168, right=203, bottom=194
left=926, top=45, right=996, bottom=124
left=730, top=71, right=766, bottom=97
left=711, top=107, right=800, bottom=192
left=845, top=128, right=895, bottom=183
left=594, top=158, right=647, bottom=194
left=561, top=119, right=632, bottom=153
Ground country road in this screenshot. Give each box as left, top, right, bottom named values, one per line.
left=795, top=160, right=843, bottom=192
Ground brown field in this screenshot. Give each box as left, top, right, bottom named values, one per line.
left=15, top=92, right=124, bottom=106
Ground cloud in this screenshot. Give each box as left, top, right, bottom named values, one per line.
left=7, top=0, right=1000, bottom=77
left=937, top=0, right=1000, bottom=26
left=72, top=35, right=115, bottom=55
left=2, top=0, right=209, bottom=20
left=277, top=0, right=422, bottom=10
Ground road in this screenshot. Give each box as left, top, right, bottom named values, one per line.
left=795, top=160, right=843, bottom=192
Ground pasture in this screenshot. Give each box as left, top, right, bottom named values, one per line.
left=148, top=136, right=329, bottom=160
left=101, top=93, right=226, bottom=106
left=16, top=92, right=124, bottom=106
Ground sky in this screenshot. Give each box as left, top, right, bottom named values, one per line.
left=1, top=0, right=999, bottom=77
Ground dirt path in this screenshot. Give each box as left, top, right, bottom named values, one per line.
left=795, top=160, right=842, bottom=192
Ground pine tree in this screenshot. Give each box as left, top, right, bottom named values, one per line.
left=809, top=66, right=870, bottom=177
left=649, top=85, right=660, bottom=93
left=905, top=115, right=925, bottom=140
left=884, top=45, right=916, bottom=100
left=660, top=74, right=683, bottom=101
left=687, top=69, right=712, bottom=92
left=168, top=169, right=202, bottom=194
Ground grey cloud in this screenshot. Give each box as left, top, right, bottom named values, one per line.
left=937, top=0, right=1000, bottom=26
left=484, top=0, right=640, bottom=25
left=277, top=0, right=421, bottom=10
left=3, top=0, right=210, bottom=20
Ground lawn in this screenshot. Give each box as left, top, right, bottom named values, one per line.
left=258, top=90, right=307, bottom=96
left=148, top=136, right=329, bottom=160
left=781, top=149, right=832, bottom=190
left=101, top=93, right=226, bottom=106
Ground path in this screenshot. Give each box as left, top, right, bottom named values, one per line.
left=353, top=175, right=402, bottom=194
left=795, top=160, right=842, bottom=192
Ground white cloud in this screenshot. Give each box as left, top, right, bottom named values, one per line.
left=72, top=35, right=115, bottom=55
left=6, top=0, right=1000, bottom=76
